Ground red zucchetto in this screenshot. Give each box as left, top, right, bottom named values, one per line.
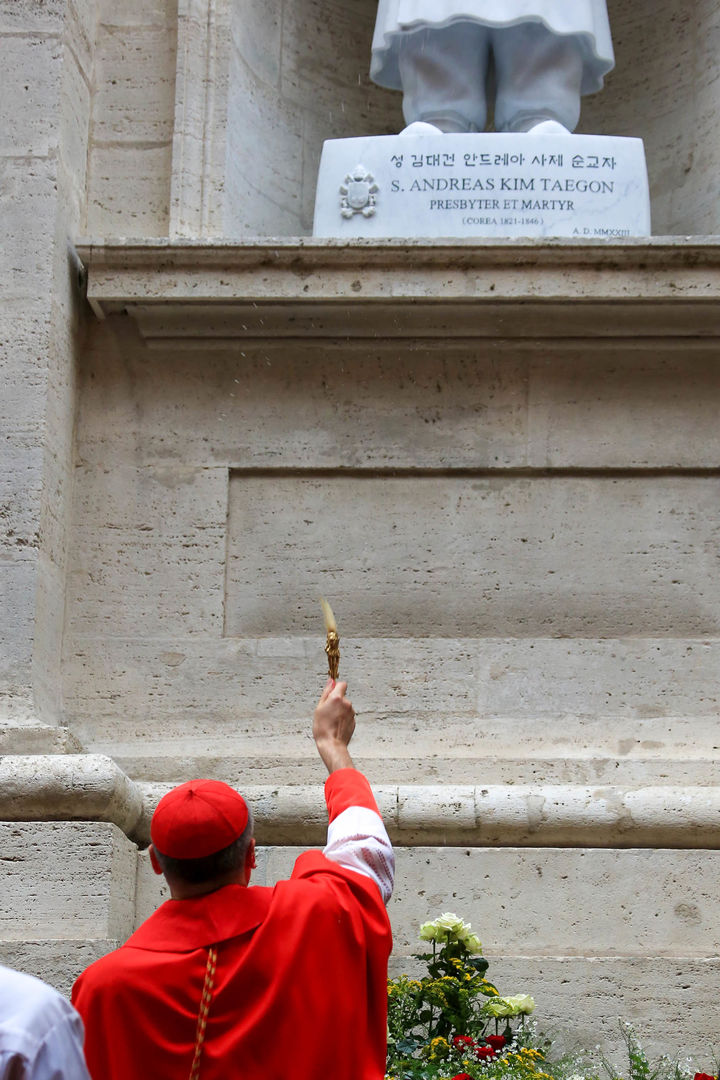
left=151, top=779, right=250, bottom=859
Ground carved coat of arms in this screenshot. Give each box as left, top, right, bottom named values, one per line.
left=340, top=165, right=379, bottom=218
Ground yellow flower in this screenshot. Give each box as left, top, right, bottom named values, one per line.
left=422, top=1036, right=451, bottom=1062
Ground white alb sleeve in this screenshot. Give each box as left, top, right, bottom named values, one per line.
left=323, top=806, right=395, bottom=904
left=32, top=1008, right=92, bottom=1080
left=0, top=964, right=91, bottom=1080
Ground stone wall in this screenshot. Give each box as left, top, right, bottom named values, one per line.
left=63, top=327, right=720, bottom=794
left=86, top=0, right=177, bottom=238
left=0, top=0, right=94, bottom=727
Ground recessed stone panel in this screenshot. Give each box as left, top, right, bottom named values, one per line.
left=226, top=474, right=720, bottom=637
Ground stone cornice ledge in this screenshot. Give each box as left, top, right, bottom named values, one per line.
left=0, top=756, right=145, bottom=842
left=3, top=757, right=720, bottom=849
left=75, top=237, right=720, bottom=339
left=206, top=783, right=720, bottom=848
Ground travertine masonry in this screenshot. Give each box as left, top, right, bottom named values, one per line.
left=0, top=822, right=136, bottom=943
left=111, top=0, right=720, bottom=239
left=0, top=821, right=138, bottom=997
left=86, top=0, right=176, bottom=237
left=0, top=0, right=92, bottom=725
left=59, top=284, right=720, bottom=791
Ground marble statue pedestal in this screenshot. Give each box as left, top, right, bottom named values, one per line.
left=313, top=133, right=650, bottom=239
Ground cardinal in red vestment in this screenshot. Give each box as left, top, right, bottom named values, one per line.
left=72, top=680, right=395, bottom=1080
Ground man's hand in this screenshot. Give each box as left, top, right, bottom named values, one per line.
left=313, top=679, right=355, bottom=774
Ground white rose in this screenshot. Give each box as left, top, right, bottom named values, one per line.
left=419, top=921, right=439, bottom=941
left=483, top=997, right=514, bottom=1018
left=420, top=913, right=468, bottom=943
left=435, top=913, right=468, bottom=934
left=460, top=931, right=483, bottom=954
left=418, top=913, right=483, bottom=951
left=503, top=994, right=535, bottom=1015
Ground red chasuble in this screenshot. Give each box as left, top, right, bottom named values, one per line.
left=72, top=770, right=392, bottom=1080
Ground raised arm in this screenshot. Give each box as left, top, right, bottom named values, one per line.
left=312, top=678, right=356, bottom=773
left=312, top=680, right=395, bottom=904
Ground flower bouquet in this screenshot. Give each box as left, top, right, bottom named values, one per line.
left=386, top=914, right=718, bottom=1080
left=386, top=912, right=542, bottom=1080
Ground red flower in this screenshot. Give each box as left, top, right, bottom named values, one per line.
left=453, top=1035, right=476, bottom=1050
left=476, top=1045, right=496, bottom=1060
left=451, top=1074, right=474, bottom=1080
left=693, top=1073, right=716, bottom=1080
left=486, top=1035, right=507, bottom=1051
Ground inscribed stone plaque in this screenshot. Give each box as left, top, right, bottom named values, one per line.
left=225, top=474, right=718, bottom=637
left=313, top=133, right=650, bottom=239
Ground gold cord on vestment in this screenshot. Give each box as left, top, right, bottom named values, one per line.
left=189, top=945, right=218, bottom=1080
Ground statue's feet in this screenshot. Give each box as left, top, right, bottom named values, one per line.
left=399, top=119, right=573, bottom=137
left=399, top=121, right=444, bottom=137
left=526, top=119, right=573, bottom=136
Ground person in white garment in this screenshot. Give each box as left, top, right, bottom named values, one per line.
left=371, top=1, right=614, bottom=135
left=0, top=965, right=91, bottom=1080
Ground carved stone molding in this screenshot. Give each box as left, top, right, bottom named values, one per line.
left=0, top=755, right=146, bottom=842
left=3, top=755, right=720, bottom=849
left=76, top=237, right=720, bottom=340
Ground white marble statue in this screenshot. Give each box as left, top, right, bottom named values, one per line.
left=371, top=1, right=614, bottom=135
